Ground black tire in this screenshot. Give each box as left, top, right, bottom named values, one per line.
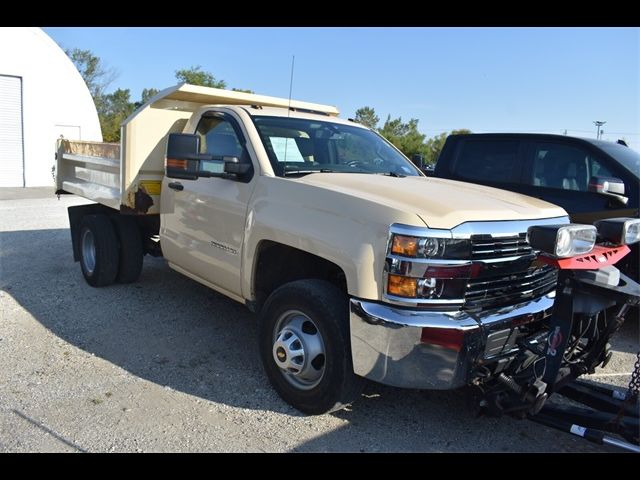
left=78, top=214, right=119, bottom=287
left=112, top=215, right=143, bottom=283
left=259, top=279, right=364, bottom=414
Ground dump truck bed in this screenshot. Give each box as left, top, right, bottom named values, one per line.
left=55, top=83, right=339, bottom=214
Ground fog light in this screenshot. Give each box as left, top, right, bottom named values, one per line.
left=527, top=224, right=596, bottom=258
left=595, top=217, right=640, bottom=245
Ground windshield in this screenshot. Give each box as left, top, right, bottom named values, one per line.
left=251, top=116, right=422, bottom=177
left=599, top=143, right=640, bottom=178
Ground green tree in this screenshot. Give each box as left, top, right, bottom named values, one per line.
left=423, top=132, right=448, bottom=165
left=231, top=87, right=254, bottom=94
left=100, top=89, right=135, bottom=142
left=354, top=106, right=379, bottom=129
left=175, top=66, right=227, bottom=88
left=141, top=88, right=159, bottom=103
left=133, top=88, right=160, bottom=109
left=424, top=128, right=472, bottom=165
left=451, top=129, right=472, bottom=135
left=379, top=115, right=427, bottom=159
left=65, top=48, right=117, bottom=113
left=67, top=50, right=235, bottom=142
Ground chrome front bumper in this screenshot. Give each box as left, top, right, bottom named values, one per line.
left=349, top=293, right=555, bottom=390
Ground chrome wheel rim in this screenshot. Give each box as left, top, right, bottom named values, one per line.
left=272, top=310, right=326, bottom=390
left=81, top=228, right=96, bottom=274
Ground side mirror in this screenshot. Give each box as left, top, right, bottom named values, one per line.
left=166, top=133, right=234, bottom=180
left=411, top=154, right=424, bottom=169
left=166, top=133, right=209, bottom=180
left=588, top=176, right=628, bottom=205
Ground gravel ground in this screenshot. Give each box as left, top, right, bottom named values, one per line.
left=0, top=188, right=638, bottom=453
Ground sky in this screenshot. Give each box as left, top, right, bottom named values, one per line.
left=44, top=27, right=639, bottom=150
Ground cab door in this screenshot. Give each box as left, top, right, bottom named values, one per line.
left=160, top=111, right=256, bottom=298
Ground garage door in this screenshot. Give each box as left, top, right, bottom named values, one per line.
left=0, top=75, right=24, bottom=187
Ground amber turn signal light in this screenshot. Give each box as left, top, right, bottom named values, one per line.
left=391, top=235, right=418, bottom=257
left=387, top=274, right=417, bottom=298
left=166, top=158, right=188, bottom=170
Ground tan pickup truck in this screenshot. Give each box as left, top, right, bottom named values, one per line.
left=56, top=84, right=568, bottom=414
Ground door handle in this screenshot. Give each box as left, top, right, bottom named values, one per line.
left=168, top=181, right=184, bottom=191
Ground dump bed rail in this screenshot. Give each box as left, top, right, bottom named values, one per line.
left=56, top=140, right=121, bottom=209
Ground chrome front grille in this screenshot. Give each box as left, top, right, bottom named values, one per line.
left=466, top=230, right=557, bottom=309
left=465, top=264, right=557, bottom=309
left=465, top=228, right=558, bottom=308
left=470, top=233, right=533, bottom=260
left=466, top=230, right=559, bottom=310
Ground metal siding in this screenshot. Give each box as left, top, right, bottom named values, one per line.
left=0, top=75, right=24, bottom=187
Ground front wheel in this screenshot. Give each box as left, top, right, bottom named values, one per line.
left=259, top=279, right=364, bottom=414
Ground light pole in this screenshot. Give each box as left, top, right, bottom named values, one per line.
left=593, top=121, right=606, bottom=140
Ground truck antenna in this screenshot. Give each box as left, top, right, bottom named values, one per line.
left=284, top=55, right=295, bottom=163
left=287, top=55, right=295, bottom=117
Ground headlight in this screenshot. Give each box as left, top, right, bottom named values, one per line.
left=386, top=229, right=474, bottom=304
left=595, top=217, right=640, bottom=245
left=527, top=224, right=596, bottom=258
left=386, top=274, right=467, bottom=300
left=390, top=234, right=471, bottom=259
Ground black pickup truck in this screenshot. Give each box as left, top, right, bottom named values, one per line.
left=432, top=133, right=639, bottom=280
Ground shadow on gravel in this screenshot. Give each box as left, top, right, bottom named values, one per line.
left=1, top=228, right=287, bottom=413
left=1, top=227, right=637, bottom=452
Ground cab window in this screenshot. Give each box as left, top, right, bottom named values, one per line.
left=452, top=140, right=519, bottom=183
left=528, top=142, right=613, bottom=192
left=195, top=116, right=244, bottom=158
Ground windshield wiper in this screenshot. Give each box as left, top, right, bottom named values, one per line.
left=283, top=168, right=404, bottom=177
left=282, top=168, right=336, bottom=177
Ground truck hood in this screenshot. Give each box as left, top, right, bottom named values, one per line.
left=297, top=173, right=567, bottom=229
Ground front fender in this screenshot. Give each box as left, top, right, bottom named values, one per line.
left=241, top=176, right=425, bottom=300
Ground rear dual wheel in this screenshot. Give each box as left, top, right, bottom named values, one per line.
left=78, top=214, right=143, bottom=287
left=79, top=214, right=119, bottom=287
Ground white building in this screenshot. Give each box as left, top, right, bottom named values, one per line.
left=0, top=27, right=102, bottom=187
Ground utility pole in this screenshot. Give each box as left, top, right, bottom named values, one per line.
left=593, top=121, right=606, bottom=140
